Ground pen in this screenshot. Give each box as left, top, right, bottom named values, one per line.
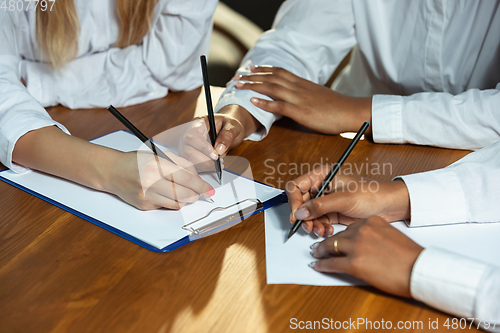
left=107, top=105, right=175, bottom=164
left=285, top=121, right=370, bottom=242
left=106, top=105, right=214, bottom=203
left=200, top=55, right=223, bottom=185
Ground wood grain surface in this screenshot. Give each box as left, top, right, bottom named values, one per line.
left=0, top=88, right=478, bottom=333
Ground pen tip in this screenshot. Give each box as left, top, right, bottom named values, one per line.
left=285, top=228, right=295, bottom=243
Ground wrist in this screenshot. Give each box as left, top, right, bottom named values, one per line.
left=381, top=179, right=411, bottom=222
left=346, top=96, right=372, bottom=134
left=218, top=104, right=260, bottom=138
left=96, top=149, right=127, bottom=194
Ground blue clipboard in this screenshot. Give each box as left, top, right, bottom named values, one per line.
left=0, top=131, right=287, bottom=252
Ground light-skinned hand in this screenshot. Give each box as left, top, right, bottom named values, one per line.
left=104, top=150, right=215, bottom=210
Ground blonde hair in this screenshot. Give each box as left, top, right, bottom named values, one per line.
left=36, top=0, right=158, bottom=69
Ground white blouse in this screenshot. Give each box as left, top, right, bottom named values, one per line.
left=214, top=0, right=500, bottom=330
left=0, top=0, right=217, bottom=171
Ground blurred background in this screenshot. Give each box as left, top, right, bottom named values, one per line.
left=208, top=0, right=284, bottom=86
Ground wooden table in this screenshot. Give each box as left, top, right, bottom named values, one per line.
left=0, top=89, right=476, bottom=333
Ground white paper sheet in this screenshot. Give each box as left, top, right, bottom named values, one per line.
left=265, top=203, right=500, bottom=286
left=1, top=131, right=283, bottom=250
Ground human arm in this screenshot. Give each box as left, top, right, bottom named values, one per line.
left=13, top=126, right=214, bottom=210
left=310, top=217, right=500, bottom=332
left=286, top=140, right=500, bottom=235
left=213, top=0, right=357, bottom=149
left=285, top=167, right=410, bottom=237
left=24, top=0, right=218, bottom=109
left=372, top=85, right=500, bottom=150
left=1, top=11, right=213, bottom=209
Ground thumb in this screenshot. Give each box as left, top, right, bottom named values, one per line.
left=214, top=121, right=242, bottom=156
left=294, top=193, right=353, bottom=221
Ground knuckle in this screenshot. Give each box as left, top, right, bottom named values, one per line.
left=357, top=223, right=373, bottom=237
left=221, top=129, right=235, bottom=141
left=274, top=101, right=286, bottom=113
left=311, top=199, right=324, bottom=214
left=269, top=83, right=281, bottom=94
left=350, top=256, right=365, bottom=275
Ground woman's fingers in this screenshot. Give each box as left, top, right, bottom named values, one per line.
left=160, top=163, right=214, bottom=197
left=311, top=231, right=355, bottom=259
left=164, top=151, right=199, bottom=175
left=310, top=257, right=352, bottom=274
left=295, top=191, right=355, bottom=222
left=286, top=166, right=331, bottom=221
left=236, top=81, right=296, bottom=107
left=212, top=115, right=243, bottom=156
left=144, top=190, right=188, bottom=210
left=147, top=177, right=201, bottom=204
left=249, top=65, right=300, bottom=82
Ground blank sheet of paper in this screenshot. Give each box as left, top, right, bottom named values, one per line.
left=265, top=203, right=500, bottom=286
left=0, top=131, right=283, bottom=251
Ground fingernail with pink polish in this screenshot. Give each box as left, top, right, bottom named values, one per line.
left=232, top=75, right=241, bottom=81
left=236, top=81, right=244, bottom=88
left=301, top=224, right=308, bottom=233
left=295, top=208, right=310, bottom=220
left=313, top=228, right=320, bottom=237
left=207, top=188, right=215, bottom=196
left=250, top=97, right=259, bottom=104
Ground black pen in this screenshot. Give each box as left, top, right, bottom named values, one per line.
left=200, top=55, right=223, bottom=185
left=107, top=105, right=214, bottom=203
left=286, top=121, right=370, bottom=242
left=107, top=105, right=175, bottom=164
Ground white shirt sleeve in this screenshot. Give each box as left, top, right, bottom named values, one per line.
left=214, top=0, right=357, bottom=141
left=0, top=11, right=69, bottom=173
left=411, top=248, right=500, bottom=333
left=24, top=0, right=217, bottom=109
left=397, top=140, right=500, bottom=227
left=372, top=83, right=500, bottom=150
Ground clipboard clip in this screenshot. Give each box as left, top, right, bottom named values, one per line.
left=183, top=198, right=263, bottom=239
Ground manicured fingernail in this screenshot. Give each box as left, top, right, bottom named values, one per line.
left=327, top=226, right=334, bottom=235
left=251, top=65, right=257, bottom=70
left=310, top=242, right=319, bottom=250
left=250, top=97, right=259, bottom=104
left=313, top=228, right=320, bottom=237
left=207, top=188, right=215, bottom=196
left=308, top=261, right=316, bottom=269
left=236, top=81, right=244, bottom=88
left=216, top=143, right=226, bottom=155
left=197, top=175, right=201, bottom=178
left=232, top=75, right=241, bottom=81
left=210, top=149, right=218, bottom=160
left=295, top=208, right=310, bottom=220
left=301, top=224, right=309, bottom=233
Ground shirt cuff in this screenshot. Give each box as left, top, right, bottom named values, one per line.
left=371, top=94, right=404, bottom=144
left=215, top=81, right=278, bottom=141
left=1, top=113, right=70, bottom=173
left=411, top=247, right=488, bottom=318
left=397, top=167, right=468, bottom=227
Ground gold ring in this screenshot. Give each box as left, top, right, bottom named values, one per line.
left=333, top=239, right=340, bottom=255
